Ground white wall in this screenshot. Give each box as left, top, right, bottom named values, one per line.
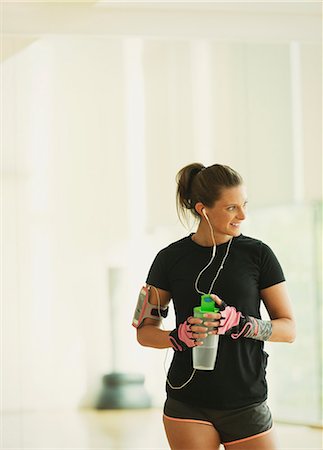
left=2, top=3, right=322, bottom=413
left=3, top=37, right=127, bottom=410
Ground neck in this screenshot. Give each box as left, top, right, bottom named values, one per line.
left=192, top=224, right=233, bottom=247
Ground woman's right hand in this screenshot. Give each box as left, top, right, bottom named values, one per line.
left=187, top=316, right=210, bottom=344
left=169, top=317, right=209, bottom=351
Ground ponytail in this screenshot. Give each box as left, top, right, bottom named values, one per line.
left=176, top=162, right=243, bottom=222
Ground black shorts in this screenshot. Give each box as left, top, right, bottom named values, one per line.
left=163, top=397, right=273, bottom=445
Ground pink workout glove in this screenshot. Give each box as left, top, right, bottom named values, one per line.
left=169, top=318, right=197, bottom=351
left=217, top=300, right=272, bottom=341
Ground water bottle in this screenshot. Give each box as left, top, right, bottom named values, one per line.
left=192, top=294, right=220, bottom=370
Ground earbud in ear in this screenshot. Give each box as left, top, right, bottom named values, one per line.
left=202, top=208, right=208, bottom=219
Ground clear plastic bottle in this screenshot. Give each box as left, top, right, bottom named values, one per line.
left=192, top=295, right=220, bottom=370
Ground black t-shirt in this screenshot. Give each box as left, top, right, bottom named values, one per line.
left=146, top=233, right=285, bottom=409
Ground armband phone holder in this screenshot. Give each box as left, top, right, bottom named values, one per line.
left=132, top=286, right=168, bottom=328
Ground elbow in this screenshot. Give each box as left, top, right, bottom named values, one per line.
left=286, top=335, right=295, bottom=344
left=270, top=319, right=296, bottom=343
left=137, top=338, right=149, bottom=348
left=136, top=332, right=145, bottom=347
left=287, top=331, right=296, bottom=344
left=136, top=329, right=149, bottom=347
left=286, top=322, right=296, bottom=343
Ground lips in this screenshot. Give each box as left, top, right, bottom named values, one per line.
left=230, top=223, right=240, bottom=227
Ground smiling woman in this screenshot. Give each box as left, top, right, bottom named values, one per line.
left=135, top=162, right=296, bottom=450
left=1, top=0, right=321, bottom=449
left=193, top=184, right=248, bottom=245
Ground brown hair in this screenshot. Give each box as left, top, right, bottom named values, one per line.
left=176, top=163, right=243, bottom=221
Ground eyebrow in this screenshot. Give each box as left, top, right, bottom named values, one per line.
left=225, top=200, right=248, bottom=207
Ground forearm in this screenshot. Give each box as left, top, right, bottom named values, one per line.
left=268, top=318, right=296, bottom=343
left=232, top=315, right=296, bottom=343
left=211, top=296, right=296, bottom=343
left=137, top=325, right=172, bottom=349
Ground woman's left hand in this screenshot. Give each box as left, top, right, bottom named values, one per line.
left=201, top=294, right=223, bottom=335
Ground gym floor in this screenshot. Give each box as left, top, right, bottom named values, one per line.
left=2, top=408, right=322, bottom=450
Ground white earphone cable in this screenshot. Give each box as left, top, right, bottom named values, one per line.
left=152, top=210, right=233, bottom=390
left=195, top=210, right=233, bottom=295
left=152, top=286, right=196, bottom=390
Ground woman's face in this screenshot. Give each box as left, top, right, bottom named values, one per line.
left=206, top=184, right=248, bottom=241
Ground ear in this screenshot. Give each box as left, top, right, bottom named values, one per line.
left=195, top=202, right=206, bottom=218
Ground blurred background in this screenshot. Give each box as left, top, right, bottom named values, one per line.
left=2, top=1, right=322, bottom=449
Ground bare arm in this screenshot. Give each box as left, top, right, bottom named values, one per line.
left=204, top=285, right=296, bottom=343
left=261, top=281, right=296, bottom=343
left=136, top=286, right=208, bottom=349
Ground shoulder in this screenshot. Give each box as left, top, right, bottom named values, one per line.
left=237, top=234, right=284, bottom=280
left=155, top=236, right=192, bottom=262
left=146, top=235, right=192, bottom=284
left=234, top=234, right=263, bottom=251
left=235, top=234, right=273, bottom=249
left=155, top=235, right=192, bottom=259
left=234, top=234, right=277, bottom=261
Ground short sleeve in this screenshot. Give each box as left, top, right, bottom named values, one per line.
left=259, top=242, right=285, bottom=290
left=146, top=250, right=171, bottom=292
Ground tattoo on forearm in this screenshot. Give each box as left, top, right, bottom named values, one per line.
left=242, top=316, right=273, bottom=341
left=218, top=304, right=273, bottom=342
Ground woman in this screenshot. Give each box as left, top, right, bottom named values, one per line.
left=135, top=163, right=296, bottom=450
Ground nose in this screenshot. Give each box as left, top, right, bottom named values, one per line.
left=236, top=207, right=246, bottom=220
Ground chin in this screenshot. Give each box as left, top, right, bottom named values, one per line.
left=229, top=227, right=241, bottom=236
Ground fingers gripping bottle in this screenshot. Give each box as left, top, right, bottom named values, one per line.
left=193, top=294, right=220, bottom=370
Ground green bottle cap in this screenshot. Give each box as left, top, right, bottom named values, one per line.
left=201, top=294, right=216, bottom=312
left=193, top=294, right=220, bottom=318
